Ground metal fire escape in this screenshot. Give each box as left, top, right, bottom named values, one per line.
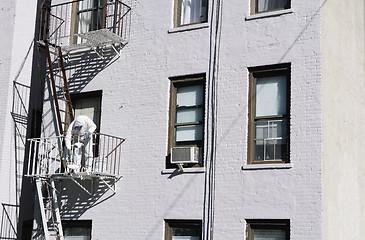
left=25, top=1, right=131, bottom=239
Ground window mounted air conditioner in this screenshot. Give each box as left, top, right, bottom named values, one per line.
left=170, top=147, right=200, bottom=164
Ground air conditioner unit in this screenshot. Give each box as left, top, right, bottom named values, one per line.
left=170, top=147, right=200, bottom=164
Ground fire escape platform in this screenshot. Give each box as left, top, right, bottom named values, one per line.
left=44, top=171, right=122, bottom=181
left=38, top=0, right=131, bottom=55
left=38, top=29, right=128, bottom=55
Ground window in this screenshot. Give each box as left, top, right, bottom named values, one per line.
left=71, top=90, right=102, bottom=132
left=248, top=64, right=290, bottom=164
left=165, top=220, right=202, bottom=240
left=246, top=219, right=290, bottom=240
left=71, top=91, right=102, bottom=157
left=71, top=0, right=106, bottom=43
left=251, top=0, right=290, bottom=14
left=167, top=74, right=205, bottom=168
left=62, top=220, right=92, bottom=240
left=174, top=0, right=208, bottom=27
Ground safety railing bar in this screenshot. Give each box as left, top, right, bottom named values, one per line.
left=27, top=133, right=124, bottom=176
left=114, top=7, right=131, bottom=26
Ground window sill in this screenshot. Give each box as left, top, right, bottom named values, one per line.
left=168, top=22, right=209, bottom=34
left=245, top=9, right=293, bottom=21
left=161, top=167, right=205, bottom=174
left=241, top=163, right=293, bottom=170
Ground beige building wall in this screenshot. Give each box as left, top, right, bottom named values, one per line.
left=321, top=0, right=365, bottom=239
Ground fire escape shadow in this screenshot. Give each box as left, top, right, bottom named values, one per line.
left=65, top=47, right=120, bottom=93
left=57, top=177, right=118, bottom=220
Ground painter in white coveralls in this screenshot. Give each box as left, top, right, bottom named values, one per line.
left=65, top=115, right=96, bottom=172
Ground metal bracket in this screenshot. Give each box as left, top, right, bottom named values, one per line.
left=69, top=177, right=93, bottom=196
left=100, top=178, right=117, bottom=193
left=177, top=163, right=184, bottom=172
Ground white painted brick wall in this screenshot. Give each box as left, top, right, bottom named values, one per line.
left=0, top=0, right=37, bottom=236
left=5, top=0, right=327, bottom=239
left=0, top=0, right=18, bottom=212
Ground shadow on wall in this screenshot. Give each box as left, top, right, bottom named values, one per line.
left=11, top=82, right=31, bottom=204
left=65, top=47, right=121, bottom=92
left=57, top=177, right=118, bottom=220
left=42, top=46, right=121, bottom=136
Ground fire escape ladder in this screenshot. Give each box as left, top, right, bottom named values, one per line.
left=45, top=42, right=74, bottom=135
left=35, top=177, right=64, bottom=240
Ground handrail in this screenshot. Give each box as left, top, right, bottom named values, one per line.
left=26, top=133, right=125, bottom=177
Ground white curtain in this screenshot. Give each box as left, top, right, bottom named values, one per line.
left=78, top=0, right=93, bottom=35
left=255, top=76, right=287, bottom=117
left=257, top=0, right=286, bottom=12
left=180, top=0, right=201, bottom=25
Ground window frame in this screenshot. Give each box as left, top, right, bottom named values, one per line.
left=167, top=74, right=205, bottom=169
left=165, top=219, right=202, bottom=240
left=246, top=219, right=290, bottom=240
left=247, top=63, right=290, bottom=164
left=70, top=90, right=102, bottom=132
left=173, top=0, right=209, bottom=28
left=250, top=0, right=291, bottom=15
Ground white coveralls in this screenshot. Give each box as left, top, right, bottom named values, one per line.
left=65, top=115, right=97, bottom=172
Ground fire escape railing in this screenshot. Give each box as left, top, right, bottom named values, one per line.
left=26, top=133, right=125, bottom=177
left=38, top=0, right=131, bottom=49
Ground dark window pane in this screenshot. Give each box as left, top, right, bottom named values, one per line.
left=253, top=229, right=286, bottom=240
left=254, top=140, right=264, bottom=161
left=257, top=0, right=289, bottom=13
left=172, top=227, right=200, bottom=236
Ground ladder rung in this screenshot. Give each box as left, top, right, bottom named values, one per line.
left=54, top=74, right=64, bottom=78
left=60, top=109, right=72, bottom=114
left=55, top=85, right=66, bottom=90
left=58, top=98, right=71, bottom=102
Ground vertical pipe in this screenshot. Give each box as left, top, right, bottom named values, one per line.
left=103, top=0, right=107, bottom=28
left=113, top=0, right=118, bottom=33
left=117, top=1, right=122, bottom=36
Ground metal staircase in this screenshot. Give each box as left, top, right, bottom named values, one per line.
left=45, top=42, right=74, bottom=135
left=35, top=177, right=64, bottom=240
